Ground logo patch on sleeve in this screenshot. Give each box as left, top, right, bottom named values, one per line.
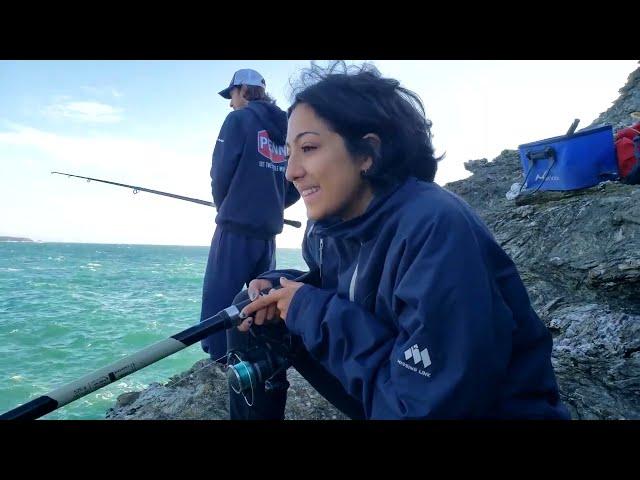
left=398, top=344, right=432, bottom=377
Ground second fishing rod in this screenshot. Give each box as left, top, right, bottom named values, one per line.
left=51, top=171, right=302, bottom=229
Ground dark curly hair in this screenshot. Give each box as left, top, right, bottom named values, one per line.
left=288, top=61, right=442, bottom=186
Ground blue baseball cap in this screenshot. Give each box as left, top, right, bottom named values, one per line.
left=218, top=69, right=266, bottom=99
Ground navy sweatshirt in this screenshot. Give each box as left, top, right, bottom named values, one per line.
left=211, top=100, right=299, bottom=239
left=259, top=177, right=570, bottom=419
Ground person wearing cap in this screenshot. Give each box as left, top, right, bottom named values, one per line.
left=200, top=68, right=300, bottom=363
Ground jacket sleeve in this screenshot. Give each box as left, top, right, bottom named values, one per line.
left=211, top=113, right=245, bottom=208
left=284, top=181, right=300, bottom=208
left=285, top=209, right=515, bottom=419
left=257, top=269, right=307, bottom=285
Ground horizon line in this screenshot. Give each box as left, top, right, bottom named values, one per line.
left=0, top=239, right=303, bottom=249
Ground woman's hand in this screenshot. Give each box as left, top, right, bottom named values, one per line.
left=240, top=278, right=273, bottom=332
left=247, top=278, right=273, bottom=302
left=237, top=277, right=305, bottom=332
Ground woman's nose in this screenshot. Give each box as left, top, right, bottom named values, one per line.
left=285, top=155, right=304, bottom=183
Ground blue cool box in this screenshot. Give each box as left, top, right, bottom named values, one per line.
left=518, top=125, right=619, bottom=191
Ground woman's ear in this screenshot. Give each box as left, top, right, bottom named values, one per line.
left=361, top=133, right=381, bottom=173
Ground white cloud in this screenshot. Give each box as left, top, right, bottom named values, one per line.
left=43, top=100, right=123, bottom=123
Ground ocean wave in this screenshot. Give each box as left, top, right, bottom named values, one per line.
left=1, top=243, right=304, bottom=418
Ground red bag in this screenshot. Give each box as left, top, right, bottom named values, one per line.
left=615, top=121, right=640, bottom=178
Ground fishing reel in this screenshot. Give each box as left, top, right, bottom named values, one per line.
left=224, top=270, right=320, bottom=406
left=225, top=326, right=294, bottom=406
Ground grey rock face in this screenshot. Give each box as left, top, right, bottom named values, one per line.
left=450, top=169, right=640, bottom=313
left=106, top=359, right=229, bottom=420
left=106, top=359, right=347, bottom=420
left=447, top=151, right=640, bottom=421
left=549, top=304, right=640, bottom=419
left=589, top=62, right=640, bottom=132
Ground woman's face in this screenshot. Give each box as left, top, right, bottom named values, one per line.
left=286, top=103, right=373, bottom=221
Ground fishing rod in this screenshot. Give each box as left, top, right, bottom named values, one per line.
left=51, top=171, right=302, bottom=229
left=0, top=284, right=292, bottom=420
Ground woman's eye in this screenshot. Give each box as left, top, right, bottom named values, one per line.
left=285, top=145, right=316, bottom=160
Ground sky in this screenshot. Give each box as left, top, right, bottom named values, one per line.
left=1, top=60, right=638, bottom=248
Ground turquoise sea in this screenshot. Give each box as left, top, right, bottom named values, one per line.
left=0, top=242, right=305, bottom=419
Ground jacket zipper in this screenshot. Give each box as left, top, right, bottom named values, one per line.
left=319, top=237, right=324, bottom=283
left=349, top=262, right=359, bottom=302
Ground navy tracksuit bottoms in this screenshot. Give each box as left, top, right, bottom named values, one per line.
left=200, top=227, right=275, bottom=362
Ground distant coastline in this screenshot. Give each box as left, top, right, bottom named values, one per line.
left=0, top=236, right=34, bottom=242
